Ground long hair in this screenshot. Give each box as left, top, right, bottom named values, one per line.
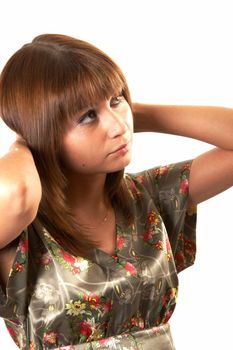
left=0, top=34, right=133, bottom=257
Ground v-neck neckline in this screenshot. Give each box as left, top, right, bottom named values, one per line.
left=38, top=206, right=126, bottom=267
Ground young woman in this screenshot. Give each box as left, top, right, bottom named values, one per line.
left=0, top=34, right=232, bottom=350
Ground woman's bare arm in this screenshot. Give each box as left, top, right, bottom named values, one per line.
left=132, top=103, right=233, bottom=205
left=0, top=138, right=42, bottom=248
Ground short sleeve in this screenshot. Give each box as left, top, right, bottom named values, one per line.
left=140, top=159, right=197, bottom=273
left=0, top=229, right=29, bottom=319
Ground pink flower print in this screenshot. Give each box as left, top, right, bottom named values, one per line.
left=43, top=331, right=58, bottom=344
left=124, top=262, right=137, bottom=276
left=71, top=266, right=81, bottom=275
left=154, top=166, right=169, bottom=176
left=16, top=262, right=23, bottom=272
left=61, top=250, right=76, bottom=265
left=117, top=235, right=125, bottom=249
left=181, top=178, right=188, bottom=193
left=6, top=325, right=17, bottom=338
left=19, top=239, right=28, bottom=253
left=166, top=239, right=171, bottom=252
left=154, top=240, right=163, bottom=250
left=98, top=338, right=120, bottom=347
left=99, top=338, right=110, bottom=346
left=131, top=316, right=145, bottom=329
left=84, top=293, right=101, bottom=309
left=143, top=230, right=153, bottom=241
left=103, top=299, right=112, bottom=312
left=151, top=326, right=160, bottom=334
left=79, top=320, right=92, bottom=339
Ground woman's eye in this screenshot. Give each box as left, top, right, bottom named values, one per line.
left=111, top=94, right=124, bottom=106
left=78, top=110, right=97, bottom=125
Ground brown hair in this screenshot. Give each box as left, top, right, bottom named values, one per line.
left=0, top=34, right=133, bottom=257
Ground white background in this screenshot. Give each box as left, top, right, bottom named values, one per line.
left=0, top=0, right=233, bottom=348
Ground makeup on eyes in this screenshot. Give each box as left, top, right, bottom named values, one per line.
left=78, top=110, right=97, bottom=125
left=77, top=93, right=125, bottom=126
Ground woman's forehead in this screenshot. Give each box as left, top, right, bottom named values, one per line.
left=75, top=84, right=124, bottom=109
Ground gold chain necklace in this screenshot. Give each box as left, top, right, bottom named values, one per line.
left=85, top=206, right=110, bottom=230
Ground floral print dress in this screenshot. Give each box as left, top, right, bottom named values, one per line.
left=0, top=160, right=197, bottom=350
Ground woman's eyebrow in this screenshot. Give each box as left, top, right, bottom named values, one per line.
left=77, top=104, right=96, bottom=115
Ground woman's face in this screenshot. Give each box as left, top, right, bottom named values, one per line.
left=61, top=92, right=134, bottom=175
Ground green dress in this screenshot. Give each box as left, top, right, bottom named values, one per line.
left=0, top=160, right=197, bottom=350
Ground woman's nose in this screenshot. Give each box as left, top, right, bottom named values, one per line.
left=104, top=111, right=128, bottom=138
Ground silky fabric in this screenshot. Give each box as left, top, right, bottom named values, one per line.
left=0, top=160, right=197, bottom=349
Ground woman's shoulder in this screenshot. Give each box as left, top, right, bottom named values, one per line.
left=125, top=160, right=193, bottom=191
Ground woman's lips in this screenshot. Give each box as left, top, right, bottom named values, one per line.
left=110, top=142, right=130, bottom=156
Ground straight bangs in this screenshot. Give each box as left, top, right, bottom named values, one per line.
left=58, top=54, right=131, bottom=128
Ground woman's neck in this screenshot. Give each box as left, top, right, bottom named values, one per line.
left=64, top=171, right=109, bottom=218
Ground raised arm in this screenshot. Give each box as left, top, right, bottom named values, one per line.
left=132, top=103, right=233, bottom=205
left=0, top=137, right=42, bottom=248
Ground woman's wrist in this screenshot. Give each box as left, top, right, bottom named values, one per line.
left=132, top=103, right=151, bottom=133
left=132, top=103, right=163, bottom=133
